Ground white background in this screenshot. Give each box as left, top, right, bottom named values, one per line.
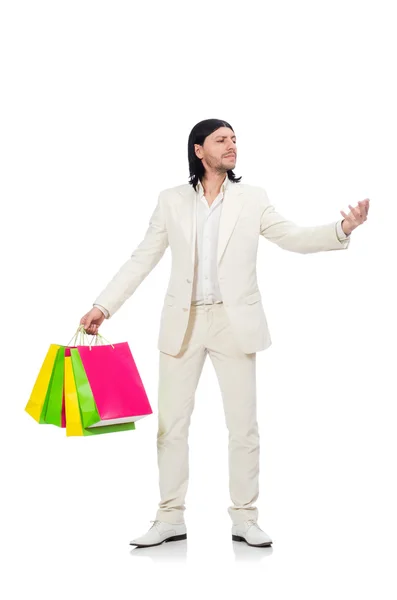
left=1, top=0, right=396, bottom=597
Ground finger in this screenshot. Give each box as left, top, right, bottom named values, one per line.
left=340, top=210, right=352, bottom=223
left=357, top=204, right=367, bottom=221
left=358, top=201, right=369, bottom=218
left=348, top=205, right=360, bottom=223
left=363, top=200, right=370, bottom=215
left=356, top=202, right=366, bottom=219
left=341, top=208, right=354, bottom=219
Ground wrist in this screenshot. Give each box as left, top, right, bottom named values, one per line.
left=341, top=219, right=352, bottom=236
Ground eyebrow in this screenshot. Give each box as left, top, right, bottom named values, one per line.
left=215, top=134, right=237, bottom=139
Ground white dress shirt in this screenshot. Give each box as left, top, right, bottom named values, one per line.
left=190, top=175, right=229, bottom=305
left=94, top=176, right=350, bottom=317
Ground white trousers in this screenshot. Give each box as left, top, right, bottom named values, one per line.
left=155, top=302, right=260, bottom=526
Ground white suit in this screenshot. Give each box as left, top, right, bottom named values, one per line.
left=93, top=176, right=351, bottom=525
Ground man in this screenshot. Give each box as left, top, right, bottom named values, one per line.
left=80, top=118, right=370, bottom=548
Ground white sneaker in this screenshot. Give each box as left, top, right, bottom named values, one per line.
left=130, top=520, right=187, bottom=547
left=232, top=519, right=272, bottom=547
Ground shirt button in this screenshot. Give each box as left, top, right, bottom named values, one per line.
left=186, top=278, right=192, bottom=283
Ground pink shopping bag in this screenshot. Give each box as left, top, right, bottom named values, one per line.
left=70, top=341, right=153, bottom=428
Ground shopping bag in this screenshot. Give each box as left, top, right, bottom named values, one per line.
left=25, top=344, right=62, bottom=423
left=64, top=354, right=137, bottom=437
left=26, top=325, right=152, bottom=436
left=38, top=330, right=94, bottom=428
left=42, top=346, right=67, bottom=427
left=67, top=326, right=153, bottom=432
left=26, top=344, right=72, bottom=429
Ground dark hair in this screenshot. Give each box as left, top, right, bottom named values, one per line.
left=187, top=118, right=242, bottom=191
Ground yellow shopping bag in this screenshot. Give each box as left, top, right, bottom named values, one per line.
left=64, top=356, right=84, bottom=436
left=25, top=344, right=62, bottom=423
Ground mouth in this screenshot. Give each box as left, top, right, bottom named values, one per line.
left=225, top=154, right=236, bottom=159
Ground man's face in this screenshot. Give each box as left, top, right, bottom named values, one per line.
left=194, top=127, right=237, bottom=173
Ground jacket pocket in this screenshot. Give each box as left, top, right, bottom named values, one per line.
left=245, top=290, right=261, bottom=304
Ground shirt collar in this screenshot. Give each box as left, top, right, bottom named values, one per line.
left=197, top=174, right=229, bottom=198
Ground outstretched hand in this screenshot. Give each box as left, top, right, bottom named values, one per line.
left=340, top=199, right=370, bottom=235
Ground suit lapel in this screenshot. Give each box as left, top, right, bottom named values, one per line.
left=177, top=181, right=245, bottom=267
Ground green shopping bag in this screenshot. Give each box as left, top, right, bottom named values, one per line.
left=43, top=346, right=66, bottom=427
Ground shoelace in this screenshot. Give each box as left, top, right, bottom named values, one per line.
left=149, top=520, right=161, bottom=529
left=246, top=519, right=260, bottom=530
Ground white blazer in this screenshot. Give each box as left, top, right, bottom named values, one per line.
left=93, top=181, right=350, bottom=356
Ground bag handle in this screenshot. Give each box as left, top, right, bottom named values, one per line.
left=67, top=325, right=115, bottom=349
left=92, top=331, right=115, bottom=349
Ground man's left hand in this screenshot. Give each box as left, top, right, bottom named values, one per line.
left=340, top=199, right=370, bottom=235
